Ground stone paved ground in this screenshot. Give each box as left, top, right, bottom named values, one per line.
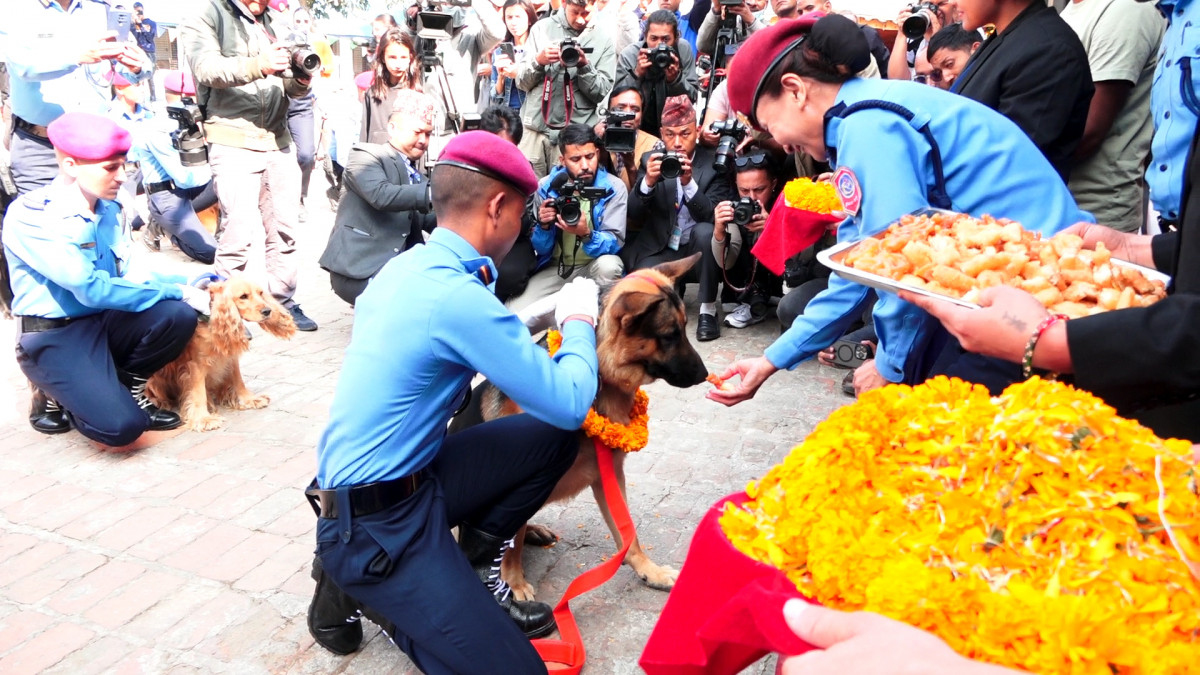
left=0, top=186, right=849, bottom=674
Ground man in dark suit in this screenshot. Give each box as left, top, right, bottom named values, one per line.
left=319, top=90, right=438, bottom=305
left=622, top=95, right=733, bottom=341
left=951, top=0, right=1093, bottom=181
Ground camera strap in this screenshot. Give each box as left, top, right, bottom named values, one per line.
left=541, top=71, right=574, bottom=130
left=719, top=231, right=757, bottom=296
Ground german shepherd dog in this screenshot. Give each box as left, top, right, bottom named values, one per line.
left=451, top=253, right=710, bottom=600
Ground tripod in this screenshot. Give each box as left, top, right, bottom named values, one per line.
left=421, top=43, right=469, bottom=135
left=700, top=14, right=739, bottom=122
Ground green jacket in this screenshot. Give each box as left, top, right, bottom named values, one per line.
left=181, top=0, right=311, bottom=151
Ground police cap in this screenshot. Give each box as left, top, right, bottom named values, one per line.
left=48, top=112, right=131, bottom=161
left=437, top=131, right=538, bottom=198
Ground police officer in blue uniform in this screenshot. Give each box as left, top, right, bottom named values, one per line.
left=708, top=15, right=1094, bottom=407
left=305, top=131, right=601, bottom=674
left=1145, top=0, right=1199, bottom=229
left=3, top=112, right=209, bottom=445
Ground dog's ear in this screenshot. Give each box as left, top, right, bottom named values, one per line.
left=615, top=294, right=665, bottom=336
left=651, top=252, right=701, bottom=282
left=260, top=295, right=298, bottom=340
left=206, top=280, right=226, bottom=297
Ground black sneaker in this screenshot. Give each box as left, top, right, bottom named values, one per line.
left=290, top=304, right=318, bottom=332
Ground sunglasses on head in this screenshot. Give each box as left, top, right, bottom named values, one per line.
left=734, top=152, right=769, bottom=169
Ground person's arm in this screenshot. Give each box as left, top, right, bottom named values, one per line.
left=572, top=36, right=617, bottom=105
left=1075, top=80, right=1132, bottom=160
left=582, top=179, right=627, bottom=256
left=685, top=164, right=730, bottom=225
left=343, top=147, right=431, bottom=213
left=696, top=10, right=720, bottom=55
left=614, top=44, right=642, bottom=91
left=181, top=7, right=273, bottom=88
left=531, top=188, right=558, bottom=256
left=515, top=22, right=547, bottom=92
left=471, top=0, right=507, bottom=55
left=435, top=283, right=599, bottom=430
left=887, top=33, right=912, bottom=80
left=669, top=41, right=700, bottom=100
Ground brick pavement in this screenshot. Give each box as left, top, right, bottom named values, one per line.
left=0, top=187, right=849, bottom=674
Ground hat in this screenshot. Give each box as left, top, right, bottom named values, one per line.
left=392, top=89, right=437, bottom=125
left=727, top=15, right=869, bottom=129
left=48, top=112, right=131, bottom=160
left=437, top=131, right=538, bottom=197
left=354, top=70, right=375, bottom=91
left=660, top=95, right=697, bottom=129
left=162, top=70, right=196, bottom=96
left=106, top=71, right=133, bottom=88
left=269, top=0, right=289, bottom=11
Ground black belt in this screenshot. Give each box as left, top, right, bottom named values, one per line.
left=13, top=116, right=49, bottom=139
left=305, top=469, right=428, bottom=519
left=20, top=316, right=75, bottom=332
left=146, top=180, right=175, bottom=195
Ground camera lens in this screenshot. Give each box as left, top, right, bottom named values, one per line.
left=902, top=12, right=929, bottom=39
left=836, top=344, right=853, bottom=362
left=660, top=154, right=682, bottom=180
left=561, top=42, right=581, bottom=67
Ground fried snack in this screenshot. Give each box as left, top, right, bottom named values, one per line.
left=707, top=373, right=733, bottom=391
left=842, top=213, right=1168, bottom=318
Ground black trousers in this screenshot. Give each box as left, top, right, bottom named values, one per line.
left=16, top=301, right=197, bottom=445
left=314, top=414, right=578, bottom=674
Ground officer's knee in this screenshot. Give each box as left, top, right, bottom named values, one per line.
left=79, top=412, right=147, bottom=447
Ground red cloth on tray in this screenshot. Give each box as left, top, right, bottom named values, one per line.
left=639, top=493, right=817, bottom=675
left=751, top=206, right=844, bottom=276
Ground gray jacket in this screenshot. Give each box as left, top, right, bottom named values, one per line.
left=695, top=10, right=765, bottom=56
left=516, top=10, right=616, bottom=135
left=181, top=0, right=311, bottom=151
left=614, top=40, right=699, bottom=136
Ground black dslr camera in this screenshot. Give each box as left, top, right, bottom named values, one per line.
left=559, top=38, right=593, bottom=68
left=279, top=38, right=322, bottom=78
left=902, top=2, right=940, bottom=39
left=710, top=119, right=748, bottom=175
left=732, top=197, right=761, bottom=227
left=554, top=181, right=610, bottom=225
left=604, top=109, right=637, bottom=153
left=657, top=151, right=686, bottom=180
left=647, top=43, right=676, bottom=78
left=167, top=98, right=208, bottom=167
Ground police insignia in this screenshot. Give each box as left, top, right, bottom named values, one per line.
left=833, top=167, right=862, bottom=216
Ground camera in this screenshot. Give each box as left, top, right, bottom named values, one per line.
left=278, top=39, right=321, bottom=78
left=647, top=43, right=676, bottom=76
left=732, top=197, right=761, bottom=227
left=710, top=119, right=748, bottom=175
left=902, top=2, right=939, bottom=39
left=553, top=181, right=611, bottom=225
left=719, top=0, right=744, bottom=5
left=657, top=151, right=685, bottom=180
left=831, top=338, right=875, bottom=369
left=559, top=38, right=593, bottom=68
left=167, top=98, right=208, bottom=167
left=604, top=109, right=637, bottom=153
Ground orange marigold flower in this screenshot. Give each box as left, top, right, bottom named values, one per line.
left=547, top=330, right=650, bottom=452
left=781, top=177, right=842, bottom=215
left=721, top=376, right=1200, bottom=674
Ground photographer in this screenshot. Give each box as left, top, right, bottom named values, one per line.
left=695, top=0, right=767, bottom=57
left=515, top=0, right=616, bottom=177
left=886, top=0, right=956, bottom=81
left=508, top=123, right=627, bottom=310
left=615, top=10, right=700, bottom=138
left=622, top=95, right=734, bottom=341
left=182, top=0, right=319, bottom=332
left=319, top=91, right=438, bottom=306
left=711, top=149, right=781, bottom=329
left=595, top=85, right=664, bottom=194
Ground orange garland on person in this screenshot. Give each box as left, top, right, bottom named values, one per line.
left=546, top=330, right=650, bottom=453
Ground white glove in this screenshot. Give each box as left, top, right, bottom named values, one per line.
left=178, top=284, right=211, bottom=315
left=554, top=277, right=599, bottom=327
left=516, top=291, right=561, bottom=333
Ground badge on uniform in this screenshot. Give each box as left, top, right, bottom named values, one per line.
left=833, top=167, right=862, bottom=217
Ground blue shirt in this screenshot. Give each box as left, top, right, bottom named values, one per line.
left=133, top=16, right=157, bottom=56
left=2, top=177, right=184, bottom=319
left=532, top=165, right=626, bottom=268
left=1147, top=0, right=1199, bottom=221
left=764, top=78, right=1093, bottom=383
left=5, top=0, right=151, bottom=126
left=317, top=228, right=600, bottom=488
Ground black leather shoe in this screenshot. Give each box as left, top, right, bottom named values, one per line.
left=459, top=525, right=556, bottom=638
left=696, top=313, right=720, bottom=342
left=29, top=389, right=71, bottom=435
left=308, top=558, right=364, bottom=655
left=125, top=373, right=182, bottom=431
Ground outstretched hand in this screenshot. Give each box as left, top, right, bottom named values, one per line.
left=705, top=356, right=777, bottom=406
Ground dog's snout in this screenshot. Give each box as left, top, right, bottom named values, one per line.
left=260, top=307, right=272, bottom=318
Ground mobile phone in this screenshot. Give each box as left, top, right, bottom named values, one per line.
left=108, top=6, right=133, bottom=42
left=499, top=42, right=516, bottom=61
left=830, top=338, right=874, bottom=370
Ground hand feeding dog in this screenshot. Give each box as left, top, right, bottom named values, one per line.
left=146, top=276, right=297, bottom=431
left=449, top=254, right=710, bottom=601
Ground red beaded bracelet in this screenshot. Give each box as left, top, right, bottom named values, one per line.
left=1022, top=313, right=1069, bottom=379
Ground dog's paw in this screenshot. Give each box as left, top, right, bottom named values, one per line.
left=523, top=523, right=558, bottom=547
left=635, top=563, right=679, bottom=591
left=507, top=577, right=537, bottom=602
left=189, top=414, right=225, bottom=432
left=234, top=394, right=270, bottom=410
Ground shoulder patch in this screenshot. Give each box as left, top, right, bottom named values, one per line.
left=833, top=167, right=862, bottom=216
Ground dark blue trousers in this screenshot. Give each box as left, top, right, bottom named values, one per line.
left=9, top=128, right=58, bottom=195
left=148, top=182, right=219, bottom=264
left=15, top=301, right=197, bottom=445
left=315, top=414, right=579, bottom=675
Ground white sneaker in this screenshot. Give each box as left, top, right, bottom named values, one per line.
left=724, top=303, right=754, bottom=328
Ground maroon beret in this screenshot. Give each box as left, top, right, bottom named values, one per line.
left=728, top=15, right=869, bottom=130
left=162, top=70, right=197, bottom=96
left=437, top=130, right=538, bottom=197
left=48, top=112, right=131, bottom=160
left=354, top=70, right=375, bottom=91
left=106, top=71, right=133, bottom=88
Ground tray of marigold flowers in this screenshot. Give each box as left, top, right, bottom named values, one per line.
left=698, top=376, right=1199, bottom=675
left=818, top=209, right=1169, bottom=319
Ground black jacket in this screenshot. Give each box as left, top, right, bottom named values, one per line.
left=953, top=3, right=1093, bottom=181
left=621, top=145, right=734, bottom=269
left=1068, top=123, right=1200, bottom=441
left=318, top=143, right=435, bottom=281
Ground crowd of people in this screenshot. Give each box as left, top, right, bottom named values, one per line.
left=1, top=0, right=1198, bottom=671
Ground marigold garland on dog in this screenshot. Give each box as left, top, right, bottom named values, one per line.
left=547, top=330, right=650, bottom=453
left=720, top=376, right=1200, bottom=674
